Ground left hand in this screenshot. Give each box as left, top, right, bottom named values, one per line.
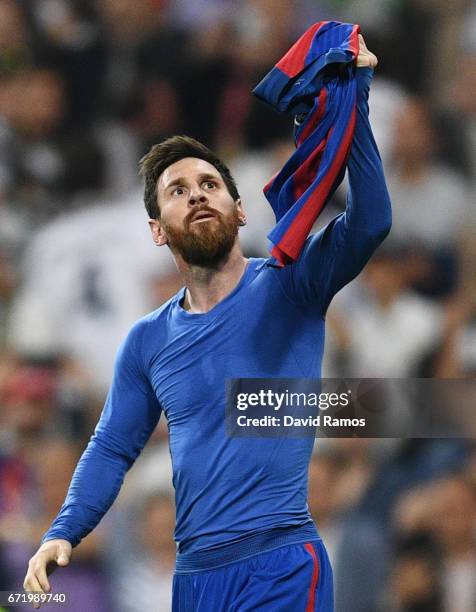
left=356, top=34, right=378, bottom=68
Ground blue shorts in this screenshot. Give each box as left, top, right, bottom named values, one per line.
left=172, top=539, right=334, bottom=611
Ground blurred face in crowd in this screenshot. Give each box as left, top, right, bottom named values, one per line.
left=98, top=0, right=164, bottom=43
left=239, top=0, right=295, bottom=68
left=392, top=98, right=436, bottom=166
left=0, top=0, right=28, bottom=49
left=392, top=552, right=439, bottom=609
left=152, top=157, right=245, bottom=267
left=36, top=441, right=79, bottom=513
left=431, top=478, right=476, bottom=552
left=362, top=255, right=408, bottom=303
left=454, top=55, right=476, bottom=116
left=3, top=368, right=55, bottom=436
left=10, top=70, right=65, bottom=139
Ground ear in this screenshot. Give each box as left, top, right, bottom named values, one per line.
left=148, top=218, right=168, bottom=247
left=235, top=198, right=247, bottom=227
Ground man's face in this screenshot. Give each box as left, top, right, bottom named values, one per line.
left=151, top=157, right=245, bottom=267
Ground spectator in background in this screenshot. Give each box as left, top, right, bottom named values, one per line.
left=384, top=532, right=443, bottom=612
left=298, top=0, right=429, bottom=95
left=419, top=0, right=470, bottom=104
left=433, top=291, right=476, bottom=378
left=165, top=0, right=243, bottom=30
left=0, top=252, right=15, bottom=345
left=0, top=0, right=32, bottom=261
left=395, top=476, right=476, bottom=612
left=443, top=52, right=476, bottom=187
left=365, top=75, right=407, bottom=169
left=8, top=189, right=182, bottom=392
left=161, top=0, right=295, bottom=154
left=0, top=65, right=105, bottom=232
left=0, top=357, right=111, bottom=609
left=96, top=0, right=171, bottom=113
left=32, top=439, right=111, bottom=612
left=112, top=492, right=175, bottom=612
left=92, top=0, right=186, bottom=195
left=432, top=478, right=476, bottom=612
left=0, top=0, right=33, bottom=80
left=0, top=361, right=94, bottom=528
left=385, top=96, right=471, bottom=297
left=308, top=441, right=376, bottom=568
left=389, top=95, right=467, bottom=234
left=0, top=366, right=55, bottom=607
left=1, top=437, right=111, bottom=612
left=223, top=0, right=298, bottom=152
left=327, top=245, right=443, bottom=378
left=308, top=452, right=343, bottom=566
left=0, top=364, right=56, bottom=454
left=29, top=0, right=106, bottom=129
left=437, top=52, right=476, bottom=184
left=116, top=418, right=173, bottom=504
left=333, top=438, right=469, bottom=612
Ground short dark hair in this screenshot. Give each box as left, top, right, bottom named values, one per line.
left=139, top=135, right=240, bottom=219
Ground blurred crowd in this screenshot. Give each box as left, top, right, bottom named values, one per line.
left=0, top=1, right=475, bottom=611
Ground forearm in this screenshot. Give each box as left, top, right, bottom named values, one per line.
left=288, top=68, right=392, bottom=310
left=41, top=321, right=161, bottom=547
left=318, top=68, right=392, bottom=300
left=345, top=67, right=392, bottom=239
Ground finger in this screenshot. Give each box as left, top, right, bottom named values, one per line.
left=25, top=571, right=43, bottom=594
left=56, top=548, right=70, bottom=567
left=23, top=570, right=39, bottom=594
left=358, top=33, right=367, bottom=51
left=24, top=572, right=44, bottom=609
left=36, top=564, right=51, bottom=594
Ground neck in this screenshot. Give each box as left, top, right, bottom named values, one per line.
left=176, top=242, right=248, bottom=313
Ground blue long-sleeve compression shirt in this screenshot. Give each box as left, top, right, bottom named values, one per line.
left=43, top=68, right=391, bottom=572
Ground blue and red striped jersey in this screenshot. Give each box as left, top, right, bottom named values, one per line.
left=253, top=21, right=361, bottom=266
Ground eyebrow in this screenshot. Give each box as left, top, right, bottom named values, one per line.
left=163, top=173, right=221, bottom=192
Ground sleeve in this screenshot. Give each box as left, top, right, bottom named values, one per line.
left=41, top=321, right=162, bottom=547
left=276, top=67, right=392, bottom=314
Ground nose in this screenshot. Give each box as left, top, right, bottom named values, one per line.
left=188, top=187, right=208, bottom=206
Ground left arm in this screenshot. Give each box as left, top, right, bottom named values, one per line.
left=277, top=65, right=392, bottom=313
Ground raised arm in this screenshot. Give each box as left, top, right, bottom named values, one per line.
left=279, top=39, right=392, bottom=313
left=23, top=321, right=161, bottom=604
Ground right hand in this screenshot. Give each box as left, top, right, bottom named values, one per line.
left=23, top=539, right=72, bottom=609
left=356, top=34, right=378, bottom=69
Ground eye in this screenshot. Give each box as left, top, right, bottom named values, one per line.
left=203, top=180, right=217, bottom=190
left=172, top=186, right=185, bottom=196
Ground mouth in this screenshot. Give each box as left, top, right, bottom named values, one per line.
left=190, top=211, right=217, bottom=224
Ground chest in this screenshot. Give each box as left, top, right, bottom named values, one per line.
left=147, top=296, right=322, bottom=421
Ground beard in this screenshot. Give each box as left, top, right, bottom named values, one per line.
left=163, top=205, right=240, bottom=267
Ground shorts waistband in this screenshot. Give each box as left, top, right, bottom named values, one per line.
left=175, top=522, right=320, bottom=574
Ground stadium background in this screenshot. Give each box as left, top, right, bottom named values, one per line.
left=0, top=0, right=475, bottom=610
